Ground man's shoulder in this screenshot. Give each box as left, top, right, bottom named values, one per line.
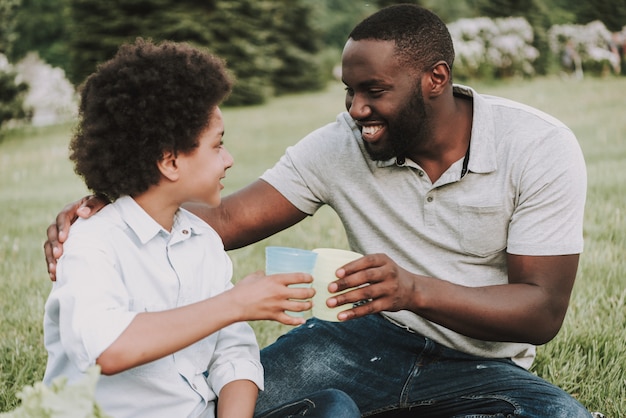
left=460, top=83, right=571, bottom=132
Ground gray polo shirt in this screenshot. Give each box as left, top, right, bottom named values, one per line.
left=261, top=85, right=586, bottom=368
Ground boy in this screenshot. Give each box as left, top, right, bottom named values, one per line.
left=43, top=39, right=359, bottom=418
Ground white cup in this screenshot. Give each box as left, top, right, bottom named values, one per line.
left=311, top=248, right=363, bottom=322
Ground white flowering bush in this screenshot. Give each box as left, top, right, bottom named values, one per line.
left=0, top=366, right=111, bottom=418
left=449, top=16, right=539, bottom=80
left=15, top=52, right=77, bottom=127
left=548, top=21, right=621, bottom=76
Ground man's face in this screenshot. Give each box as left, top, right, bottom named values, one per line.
left=342, top=39, right=431, bottom=162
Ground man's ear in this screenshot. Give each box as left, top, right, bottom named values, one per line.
left=158, top=150, right=180, bottom=181
left=425, top=61, right=451, bottom=98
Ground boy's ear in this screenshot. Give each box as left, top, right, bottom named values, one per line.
left=158, top=150, right=180, bottom=181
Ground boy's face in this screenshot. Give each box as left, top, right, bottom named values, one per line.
left=177, top=107, right=233, bottom=207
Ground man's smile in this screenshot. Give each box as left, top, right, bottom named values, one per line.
left=358, top=123, right=386, bottom=142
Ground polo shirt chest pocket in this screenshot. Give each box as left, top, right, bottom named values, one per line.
left=456, top=203, right=509, bottom=257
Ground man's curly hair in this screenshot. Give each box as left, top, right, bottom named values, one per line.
left=349, top=4, right=455, bottom=75
left=69, top=38, right=232, bottom=201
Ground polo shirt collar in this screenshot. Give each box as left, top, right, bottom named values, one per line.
left=453, top=84, right=497, bottom=175
left=374, top=85, right=497, bottom=175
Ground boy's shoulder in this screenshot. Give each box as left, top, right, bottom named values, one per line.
left=65, top=203, right=125, bottom=244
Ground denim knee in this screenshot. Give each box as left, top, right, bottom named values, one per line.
left=255, top=388, right=360, bottom=418
left=312, top=388, right=361, bottom=417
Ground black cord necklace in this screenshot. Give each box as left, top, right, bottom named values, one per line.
left=460, top=140, right=471, bottom=179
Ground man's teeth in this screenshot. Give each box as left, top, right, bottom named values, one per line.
left=362, top=125, right=383, bottom=136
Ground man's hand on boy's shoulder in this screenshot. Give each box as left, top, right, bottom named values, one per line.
left=44, top=194, right=110, bottom=281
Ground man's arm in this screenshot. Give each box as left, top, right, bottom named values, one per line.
left=184, top=179, right=308, bottom=251
left=44, top=180, right=307, bottom=279
left=330, top=253, right=579, bottom=345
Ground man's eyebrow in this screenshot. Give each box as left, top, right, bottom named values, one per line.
left=343, top=78, right=389, bottom=88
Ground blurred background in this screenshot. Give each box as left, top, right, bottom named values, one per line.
left=1, top=0, right=625, bottom=132
left=1, top=2, right=625, bottom=414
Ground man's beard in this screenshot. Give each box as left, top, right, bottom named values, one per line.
left=365, top=85, right=430, bottom=162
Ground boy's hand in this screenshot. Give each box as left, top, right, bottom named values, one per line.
left=44, top=195, right=109, bottom=281
left=233, top=271, right=315, bottom=326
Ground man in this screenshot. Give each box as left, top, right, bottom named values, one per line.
left=46, top=5, right=590, bottom=417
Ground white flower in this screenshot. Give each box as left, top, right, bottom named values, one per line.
left=15, top=52, right=77, bottom=126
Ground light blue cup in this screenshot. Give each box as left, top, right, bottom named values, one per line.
left=265, top=246, right=318, bottom=317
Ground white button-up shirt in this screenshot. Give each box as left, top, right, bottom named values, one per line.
left=43, top=196, right=263, bottom=418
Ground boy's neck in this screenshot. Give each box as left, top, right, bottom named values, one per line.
left=133, top=188, right=180, bottom=232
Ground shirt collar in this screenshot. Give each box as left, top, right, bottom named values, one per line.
left=371, top=85, right=497, bottom=174
left=113, top=196, right=208, bottom=245
left=452, top=84, right=497, bottom=175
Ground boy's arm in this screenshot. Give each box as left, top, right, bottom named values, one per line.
left=217, top=380, right=258, bottom=418
left=97, top=271, right=313, bottom=375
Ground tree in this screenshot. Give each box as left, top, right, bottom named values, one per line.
left=8, top=0, right=71, bottom=73
left=0, top=58, right=30, bottom=130
left=203, top=0, right=274, bottom=105
left=65, top=0, right=327, bottom=105
left=0, top=0, right=31, bottom=131
left=572, top=0, right=626, bottom=32
left=0, top=0, right=20, bottom=56
left=266, top=1, right=325, bottom=95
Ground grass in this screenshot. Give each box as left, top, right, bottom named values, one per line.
left=1, top=77, right=625, bottom=416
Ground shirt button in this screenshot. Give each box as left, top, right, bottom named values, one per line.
left=182, top=229, right=189, bottom=235
left=426, top=196, right=434, bottom=202
left=418, top=170, right=424, bottom=177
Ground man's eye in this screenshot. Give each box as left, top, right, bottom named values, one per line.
left=369, top=89, right=384, bottom=96
left=344, top=87, right=354, bottom=95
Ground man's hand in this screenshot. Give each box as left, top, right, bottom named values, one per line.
left=328, top=252, right=579, bottom=345
left=327, top=253, right=417, bottom=320
left=44, top=195, right=109, bottom=281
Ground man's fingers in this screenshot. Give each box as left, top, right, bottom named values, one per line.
left=81, top=194, right=109, bottom=217
left=43, top=230, right=58, bottom=281
left=56, top=202, right=81, bottom=243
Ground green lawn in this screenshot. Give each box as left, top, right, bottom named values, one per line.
left=1, top=77, right=624, bottom=416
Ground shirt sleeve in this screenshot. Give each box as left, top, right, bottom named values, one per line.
left=260, top=113, right=359, bottom=216
left=205, top=315, right=264, bottom=394
left=53, top=229, right=137, bottom=372
left=507, top=126, right=587, bottom=255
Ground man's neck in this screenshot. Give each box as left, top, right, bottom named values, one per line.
left=410, top=95, right=473, bottom=183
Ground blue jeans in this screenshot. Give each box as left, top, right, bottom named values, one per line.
left=256, top=315, right=592, bottom=418
left=254, top=388, right=360, bottom=417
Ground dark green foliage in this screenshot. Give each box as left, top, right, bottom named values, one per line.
left=203, top=0, right=274, bottom=105
left=0, top=0, right=20, bottom=56
left=570, top=0, right=626, bottom=31
left=63, top=0, right=328, bottom=105
left=4, top=0, right=625, bottom=110
left=66, top=0, right=217, bottom=85
left=0, top=68, right=30, bottom=129
left=266, top=1, right=325, bottom=96
left=8, top=0, right=71, bottom=72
